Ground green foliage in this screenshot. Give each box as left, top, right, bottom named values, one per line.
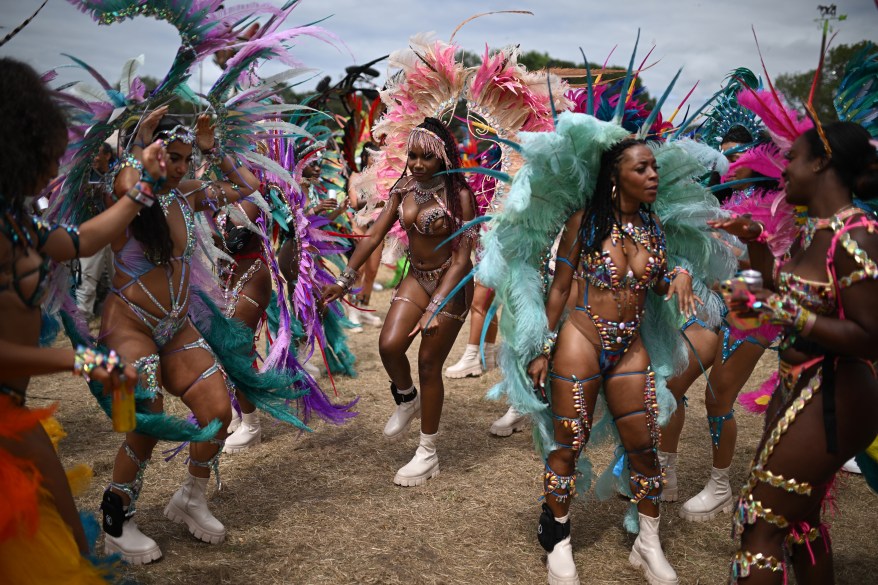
left=775, top=40, right=872, bottom=123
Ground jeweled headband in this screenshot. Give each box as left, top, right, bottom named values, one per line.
left=407, top=126, right=451, bottom=169
left=155, top=124, right=196, bottom=146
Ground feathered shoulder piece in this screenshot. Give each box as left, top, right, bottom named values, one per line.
left=736, top=88, right=813, bottom=152
left=834, top=42, right=878, bottom=137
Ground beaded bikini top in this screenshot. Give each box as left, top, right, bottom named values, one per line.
left=579, top=210, right=667, bottom=292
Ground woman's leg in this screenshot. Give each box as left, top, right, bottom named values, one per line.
left=732, top=364, right=878, bottom=584
left=225, top=261, right=271, bottom=451
left=378, top=276, right=428, bottom=440
left=604, top=339, right=678, bottom=584
left=660, top=325, right=719, bottom=501
left=445, top=283, right=497, bottom=379
left=682, top=337, right=766, bottom=521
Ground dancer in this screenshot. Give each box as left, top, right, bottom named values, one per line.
left=526, top=137, right=695, bottom=585
left=0, top=57, right=148, bottom=582
left=347, top=143, right=384, bottom=331
left=323, top=117, right=476, bottom=486
left=719, top=121, right=878, bottom=583
left=96, top=108, right=265, bottom=563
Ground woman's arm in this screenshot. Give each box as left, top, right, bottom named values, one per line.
left=321, top=188, right=402, bottom=304
left=526, top=211, right=583, bottom=394
left=181, top=115, right=260, bottom=212
left=793, top=227, right=878, bottom=360
left=43, top=141, right=168, bottom=261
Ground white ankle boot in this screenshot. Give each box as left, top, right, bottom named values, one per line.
left=658, top=451, right=678, bottom=502
left=679, top=465, right=733, bottom=522
left=164, top=472, right=226, bottom=544
left=227, top=409, right=242, bottom=434
left=104, top=518, right=162, bottom=565
left=383, top=388, right=420, bottom=440
left=360, top=307, right=382, bottom=327
left=545, top=517, right=579, bottom=585
left=346, top=304, right=363, bottom=333
left=629, top=514, right=678, bottom=585
left=490, top=406, right=527, bottom=437
left=225, top=411, right=261, bottom=453
left=393, top=432, right=439, bottom=486
left=445, top=344, right=483, bottom=378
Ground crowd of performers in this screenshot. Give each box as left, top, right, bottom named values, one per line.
left=1, top=2, right=877, bottom=584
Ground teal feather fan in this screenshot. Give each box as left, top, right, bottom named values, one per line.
left=834, top=42, right=878, bottom=137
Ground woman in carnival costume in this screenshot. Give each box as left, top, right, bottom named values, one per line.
left=657, top=69, right=797, bottom=521
left=710, top=41, right=878, bottom=581
left=0, top=57, right=149, bottom=583
left=476, top=40, right=738, bottom=581
left=324, top=117, right=478, bottom=486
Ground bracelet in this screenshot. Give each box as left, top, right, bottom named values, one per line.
left=138, top=170, right=165, bottom=190
left=540, top=331, right=558, bottom=359
left=335, top=267, right=359, bottom=292
left=663, top=266, right=691, bottom=284
left=794, top=309, right=817, bottom=336
left=426, top=294, right=446, bottom=312
left=117, top=154, right=144, bottom=174
left=741, top=220, right=765, bottom=242
left=73, top=345, right=121, bottom=382
left=125, top=182, right=156, bottom=207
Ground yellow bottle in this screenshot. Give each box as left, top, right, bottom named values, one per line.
left=112, top=379, right=136, bottom=433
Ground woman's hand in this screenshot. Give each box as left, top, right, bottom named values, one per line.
left=310, top=199, right=338, bottom=215
left=195, top=114, right=216, bottom=152
left=89, top=362, right=139, bottom=395
left=409, top=310, right=439, bottom=338
left=135, top=105, right=169, bottom=146
left=707, top=215, right=763, bottom=241
left=666, top=273, right=698, bottom=316
left=321, top=283, right=345, bottom=306
left=527, top=355, right=549, bottom=403
left=140, top=141, right=167, bottom=182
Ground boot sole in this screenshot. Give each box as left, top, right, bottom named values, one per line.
left=393, top=465, right=439, bottom=487
left=629, top=548, right=679, bottom=585
left=163, top=501, right=226, bottom=544
left=490, top=420, right=528, bottom=437
left=224, top=435, right=261, bottom=453
left=444, top=365, right=484, bottom=379
left=104, top=538, right=163, bottom=565
left=678, top=496, right=733, bottom=522
left=547, top=567, right=580, bottom=585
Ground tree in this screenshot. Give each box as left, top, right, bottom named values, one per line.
left=775, top=40, right=872, bottom=123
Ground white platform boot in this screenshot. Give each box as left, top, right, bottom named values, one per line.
left=629, top=513, right=678, bottom=585
left=227, top=409, right=242, bottom=434
left=393, top=431, right=440, bottom=486
left=103, top=517, right=162, bottom=565
left=164, top=472, right=226, bottom=544
left=444, top=344, right=483, bottom=378
left=346, top=303, right=363, bottom=333
left=679, top=465, right=733, bottom=522
left=224, top=411, right=261, bottom=453
left=383, top=384, right=420, bottom=440
left=657, top=451, right=678, bottom=502
left=538, top=504, right=579, bottom=585
left=490, top=406, right=528, bottom=437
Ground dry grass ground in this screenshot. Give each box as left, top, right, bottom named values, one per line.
left=30, top=267, right=877, bottom=584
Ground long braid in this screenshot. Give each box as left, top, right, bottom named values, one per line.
left=580, top=138, right=647, bottom=254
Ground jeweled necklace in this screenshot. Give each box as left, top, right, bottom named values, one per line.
left=802, top=205, right=859, bottom=249
left=413, top=176, right=444, bottom=205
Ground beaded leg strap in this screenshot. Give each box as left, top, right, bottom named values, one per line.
left=731, top=550, right=787, bottom=583
left=708, top=410, right=734, bottom=449
left=133, top=353, right=162, bottom=400
left=108, top=443, right=151, bottom=516
left=542, top=461, right=577, bottom=504
left=189, top=437, right=225, bottom=491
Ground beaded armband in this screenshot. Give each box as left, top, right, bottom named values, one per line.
left=126, top=181, right=156, bottom=207
left=73, top=346, right=121, bottom=382
left=836, top=226, right=878, bottom=288
left=540, top=331, right=558, bottom=359
left=663, top=266, right=691, bottom=284
left=335, top=267, right=359, bottom=292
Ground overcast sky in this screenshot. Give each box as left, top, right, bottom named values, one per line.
left=2, top=0, right=876, bottom=115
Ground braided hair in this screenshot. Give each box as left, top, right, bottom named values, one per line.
left=405, top=117, right=471, bottom=248
left=580, top=138, right=657, bottom=254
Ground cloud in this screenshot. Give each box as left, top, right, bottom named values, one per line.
left=1, top=0, right=875, bottom=113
